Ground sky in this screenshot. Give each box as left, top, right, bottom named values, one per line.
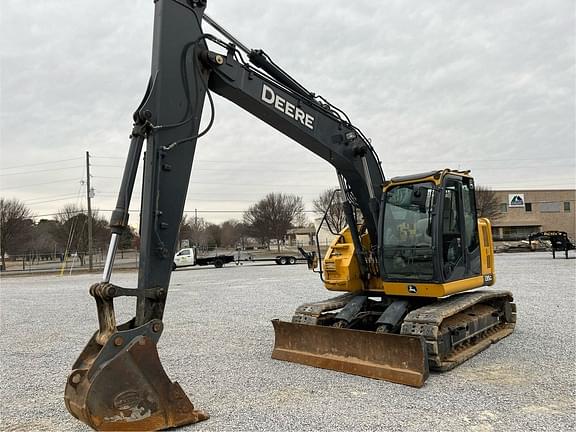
left=1, top=0, right=575, bottom=226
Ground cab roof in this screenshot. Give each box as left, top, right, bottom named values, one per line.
left=387, top=168, right=472, bottom=186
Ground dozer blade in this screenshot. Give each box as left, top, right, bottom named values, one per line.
left=65, top=319, right=208, bottom=431
left=271, top=319, right=429, bottom=387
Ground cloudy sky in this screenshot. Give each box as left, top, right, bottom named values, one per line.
left=1, top=0, right=574, bottom=225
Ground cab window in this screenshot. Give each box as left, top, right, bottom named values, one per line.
left=382, top=182, right=436, bottom=281
left=462, top=181, right=480, bottom=253
left=442, top=182, right=464, bottom=279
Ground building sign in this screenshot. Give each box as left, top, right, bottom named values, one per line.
left=508, top=194, right=525, bottom=208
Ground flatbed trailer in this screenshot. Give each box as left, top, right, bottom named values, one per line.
left=237, top=254, right=305, bottom=265
left=529, top=231, right=576, bottom=259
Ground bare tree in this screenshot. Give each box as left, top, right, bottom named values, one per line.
left=0, top=198, right=33, bottom=270
left=243, top=193, right=305, bottom=251
left=475, top=186, right=502, bottom=221
left=220, top=220, right=245, bottom=248
left=34, top=219, right=60, bottom=259
left=55, top=204, right=110, bottom=265
left=92, top=210, right=113, bottom=252
left=313, top=188, right=346, bottom=232
left=118, top=224, right=137, bottom=249
left=179, top=217, right=247, bottom=250
left=55, top=204, right=84, bottom=225
left=179, top=215, right=208, bottom=247
left=204, top=223, right=222, bottom=248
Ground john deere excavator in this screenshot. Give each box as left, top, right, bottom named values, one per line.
left=65, top=1, right=516, bottom=430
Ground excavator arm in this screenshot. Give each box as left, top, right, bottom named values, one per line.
left=65, top=1, right=386, bottom=430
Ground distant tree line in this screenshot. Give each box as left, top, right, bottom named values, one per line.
left=178, top=215, right=247, bottom=250
left=178, top=193, right=309, bottom=251
left=0, top=200, right=136, bottom=269
left=0, top=192, right=313, bottom=268
left=2, top=185, right=499, bottom=269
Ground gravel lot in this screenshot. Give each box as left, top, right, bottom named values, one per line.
left=1, top=253, right=575, bottom=431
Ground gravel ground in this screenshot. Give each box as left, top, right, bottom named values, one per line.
left=1, top=253, right=575, bottom=431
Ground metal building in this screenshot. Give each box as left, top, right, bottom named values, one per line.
left=490, top=189, right=576, bottom=241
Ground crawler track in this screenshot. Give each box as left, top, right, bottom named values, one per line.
left=291, top=290, right=516, bottom=372
left=400, top=290, right=516, bottom=371
left=292, top=293, right=357, bottom=325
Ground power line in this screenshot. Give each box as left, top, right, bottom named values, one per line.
left=92, top=165, right=333, bottom=174
left=5, top=154, right=570, bottom=178
left=485, top=178, right=576, bottom=187
left=0, top=178, right=83, bottom=191
left=92, top=154, right=575, bottom=164
left=491, top=185, right=576, bottom=189
left=90, top=177, right=327, bottom=188
left=24, top=195, right=80, bottom=205
left=90, top=176, right=574, bottom=189
left=0, top=165, right=84, bottom=177
left=22, top=193, right=82, bottom=202
left=0, top=157, right=83, bottom=171
left=404, top=157, right=576, bottom=164
left=90, top=163, right=576, bottom=174
left=92, top=160, right=576, bottom=170
left=438, top=164, right=574, bottom=171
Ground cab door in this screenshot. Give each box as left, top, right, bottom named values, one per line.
left=439, top=176, right=481, bottom=281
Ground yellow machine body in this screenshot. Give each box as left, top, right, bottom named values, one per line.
left=323, top=170, right=496, bottom=297
left=323, top=219, right=495, bottom=297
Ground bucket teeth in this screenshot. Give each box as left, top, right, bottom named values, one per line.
left=65, top=320, right=208, bottom=431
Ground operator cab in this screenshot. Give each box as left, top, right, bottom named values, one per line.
left=380, top=169, right=481, bottom=285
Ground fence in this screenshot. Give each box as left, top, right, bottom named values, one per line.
left=0, top=249, right=139, bottom=274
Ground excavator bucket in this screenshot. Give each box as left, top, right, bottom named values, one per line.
left=65, top=319, right=208, bottom=431
left=271, top=320, right=429, bottom=387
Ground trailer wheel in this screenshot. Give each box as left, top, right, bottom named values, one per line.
left=278, top=257, right=288, bottom=265
left=288, top=257, right=296, bottom=264
left=214, top=259, right=224, bottom=268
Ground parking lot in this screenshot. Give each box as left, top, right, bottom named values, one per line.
left=1, top=253, right=575, bottom=431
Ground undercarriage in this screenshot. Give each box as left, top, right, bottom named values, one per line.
left=272, top=290, right=516, bottom=385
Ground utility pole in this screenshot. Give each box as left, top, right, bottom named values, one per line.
left=86, top=151, right=93, bottom=271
